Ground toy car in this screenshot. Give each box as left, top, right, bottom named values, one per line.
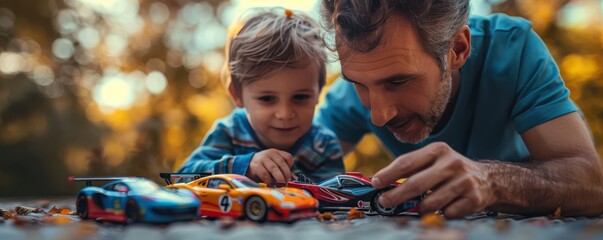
left=287, top=172, right=422, bottom=215
left=160, top=173, right=318, bottom=222
left=69, top=176, right=200, bottom=223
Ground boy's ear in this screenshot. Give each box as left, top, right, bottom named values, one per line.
left=228, top=83, right=244, bottom=107
left=448, top=25, right=471, bottom=70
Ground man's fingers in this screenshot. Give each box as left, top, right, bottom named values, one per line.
left=378, top=169, right=446, bottom=208
left=373, top=143, right=449, bottom=188
left=381, top=163, right=453, bottom=208
left=441, top=197, right=476, bottom=219
left=420, top=176, right=468, bottom=214
left=261, top=159, right=286, bottom=183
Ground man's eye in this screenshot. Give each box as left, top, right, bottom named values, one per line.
left=293, top=94, right=310, bottom=101
left=387, top=80, right=409, bottom=87
left=258, top=96, right=276, bottom=102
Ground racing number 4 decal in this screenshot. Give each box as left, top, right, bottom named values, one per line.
left=218, top=194, right=233, bottom=213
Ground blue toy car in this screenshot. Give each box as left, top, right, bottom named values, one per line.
left=70, top=177, right=200, bottom=223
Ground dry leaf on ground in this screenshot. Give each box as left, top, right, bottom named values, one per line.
left=547, top=207, right=562, bottom=219
left=347, top=208, right=365, bottom=220
left=420, top=213, right=445, bottom=228
left=317, top=212, right=335, bottom=221
left=48, top=206, right=71, bottom=215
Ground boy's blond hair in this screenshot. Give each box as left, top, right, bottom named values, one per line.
left=223, top=8, right=327, bottom=96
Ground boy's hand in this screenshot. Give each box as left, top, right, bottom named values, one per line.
left=247, top=149, right=294, bottom=185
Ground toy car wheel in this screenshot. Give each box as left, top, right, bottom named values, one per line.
left=76, top=195, right=89, bottom=219
left=371, top=190, right=397, bottom=216
left=245, top=196, right=267, bottom=222
left=125, top=199, right=141, bottom=224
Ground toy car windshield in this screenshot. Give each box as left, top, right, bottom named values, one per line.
left=230, top=177, right=260, bottom=188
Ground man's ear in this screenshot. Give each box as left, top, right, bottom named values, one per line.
left=449, top=25, right=471, bottom=70
left=228, top=83, right=244, bottom=107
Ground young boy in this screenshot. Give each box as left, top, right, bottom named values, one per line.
left=177, top=8, right=344, bottom=184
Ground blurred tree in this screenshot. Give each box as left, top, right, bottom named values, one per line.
left=0, top=0, right=232, bottom=196
left=0, top=0, right=106, bottom=196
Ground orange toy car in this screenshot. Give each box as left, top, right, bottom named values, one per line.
left=160, top=173, right=318, bottom=222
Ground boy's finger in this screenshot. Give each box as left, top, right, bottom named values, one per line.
left=262, top=158, right=286, bottom=183
left=271, top=155, right=292, bottom=182
left=253, top=164, right=272, bottom=185
left=276, top=151, right=294, bottom=167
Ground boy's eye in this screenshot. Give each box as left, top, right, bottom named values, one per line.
left=257, top=96, right=276, bottom=102
left=293, top=94, right=311, bottom=101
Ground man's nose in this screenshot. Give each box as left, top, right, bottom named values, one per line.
left=275, top=103, right=295, bottom=120
left=369, top=94, right=397, bottom=127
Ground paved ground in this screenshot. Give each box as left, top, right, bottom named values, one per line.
left=2, top=198, right=603, bottom=240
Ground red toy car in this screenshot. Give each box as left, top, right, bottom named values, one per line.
left=286, top=172, right=422, bottom=216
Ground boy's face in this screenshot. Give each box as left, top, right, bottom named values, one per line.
left=231, top=63, right=321, bottom=150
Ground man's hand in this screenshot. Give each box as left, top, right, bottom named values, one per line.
left=371, top=142, right=497, bottom=218
left=246, top=149, right=294, bottom=185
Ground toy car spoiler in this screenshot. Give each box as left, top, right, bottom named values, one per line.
left=159, top=172, right=212, bottom=185
left=68, top=176, right=132, bottom=186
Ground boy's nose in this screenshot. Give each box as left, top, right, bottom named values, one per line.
left=275, top=104, right=295, bottom=120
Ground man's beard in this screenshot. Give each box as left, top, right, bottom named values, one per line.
left=393, top=73, right=451, bottom=144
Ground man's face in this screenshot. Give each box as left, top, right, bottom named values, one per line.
left=234, top=63, right=320, bottom=150
left=338, top=14, right=452, bottom=144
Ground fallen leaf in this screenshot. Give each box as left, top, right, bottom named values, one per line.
left=420, top=213, right=445, bottom=228
left=547, top=207, right=562, bottom=219
left=347, top=208, right=365, bottom=220
left=316, top=212, right=335, bottom=221
left=42, top=215, right=73, bottom=225
left=3, top=211, right=14, bottom=220
left=15, top=206, right=42, bottom=216
left=48, top=206, right=71, bottom=215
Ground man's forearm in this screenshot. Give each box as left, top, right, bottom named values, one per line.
left=482, top=158, right=603, bottom=217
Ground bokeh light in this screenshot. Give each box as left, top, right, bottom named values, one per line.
left=52, top=38, right=75, bottom=60
left=93, top=72, right=137, bottom=110
left=146, top=71, right=167, bottom=95
left=0, top=52, right=23, bottom=75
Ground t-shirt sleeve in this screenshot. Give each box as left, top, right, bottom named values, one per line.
left=315, top=78, right=370, bottom=144
left=305, top=127, right=345, bottom=182
left=511, top=28, right=577, bottom=133
left=177, top=121, right=253, bottom=175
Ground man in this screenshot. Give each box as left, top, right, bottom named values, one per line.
left=316, top=0, right=603, bottom=218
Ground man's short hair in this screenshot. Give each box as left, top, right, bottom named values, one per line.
left=321, top=0, right=470, bottom=73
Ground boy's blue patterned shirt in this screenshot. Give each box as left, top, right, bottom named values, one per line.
left=178, top=108, right=345, bottom=182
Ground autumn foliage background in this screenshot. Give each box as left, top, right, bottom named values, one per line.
left=0, top=0, right=602, bottom=197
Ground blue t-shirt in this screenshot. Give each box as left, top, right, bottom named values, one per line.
left=178, top=108, right=345, bottom=182
left=315, top=14, right=577, bottom=162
